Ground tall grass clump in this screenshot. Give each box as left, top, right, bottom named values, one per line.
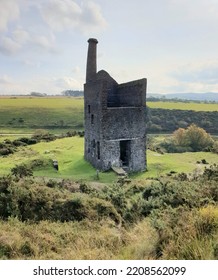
left=0, top=217, right=158, bottom=260
left=152, top=206, right=218, bottom=260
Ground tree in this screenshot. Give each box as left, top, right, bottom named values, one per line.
left=62, top=90, right=83, bottom=97
left=30, top=92, right=47, bottom=97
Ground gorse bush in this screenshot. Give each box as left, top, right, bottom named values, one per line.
left=0, top=141, right=16, bottom=156
left=0, top=176, right=121, bottom=224
left=11, top=164, right=33, bottom=179
left=142, top=180, right=207, bottom=216
left=0, top=163, right=217, bottom=260
left=203, top=164, right=218, bottom=181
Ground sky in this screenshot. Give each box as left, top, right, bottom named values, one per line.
left=1, top=0, right=218, bottom=95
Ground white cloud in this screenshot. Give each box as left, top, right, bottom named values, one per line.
left=172, top=61, right=218, bottom=85
left=0, top=0, right=20, bottom=32
left=39, top=0, right=81, bottom=31
left=168, top=0, right=218, bottom=22
left=30, top=34, right=57, bottom=53
left=139, top=59, right=218, bottom=94
left=80, top=1, right=107, bottom=34
left=0, top=0, right=106, bottom=56
left=0, top=74, right=26, bottom=95
left=0, top=75, right=82, bottom=95
left=53, top=76, right=82, bottom=89
left=12, top=28, right=29, bottom=44
left=159, top=60, right=218, bottom=93
left=0, top=37, right=21, bottom=55
left=0, top=74, right=13, bottom=84
left=23, top=59, right=41, bottom=68
left=0, top=28, right=57, bottom=55
left=72, top=66, right=81, bottom=74
left=38, top=0, right=106, bottom=33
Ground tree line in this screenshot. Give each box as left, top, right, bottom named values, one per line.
left=147, top=108, right=218, bottom=134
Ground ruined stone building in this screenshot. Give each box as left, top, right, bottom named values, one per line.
left=84, top=38, right=147, bottom=172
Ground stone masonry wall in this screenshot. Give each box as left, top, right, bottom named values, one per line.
left=84, top=38, right=147, bottom=172
left=116, top=79, right=147, bottom=107
left=102, top=107, right=146, bottom=140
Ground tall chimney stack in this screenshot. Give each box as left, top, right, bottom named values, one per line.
left=86, top=38, right=98, bottom=83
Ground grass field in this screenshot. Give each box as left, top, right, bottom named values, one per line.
left=0, top=97, right=217, bottom=134
left=147, top=101, right=218, bottom=111
left=0, top=136, right=217, bottom=183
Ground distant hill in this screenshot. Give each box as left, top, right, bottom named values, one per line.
left=148, top=92, right=218, bottom=102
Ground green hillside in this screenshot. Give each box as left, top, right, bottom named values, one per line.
left=0, top=97, right=217, bottom=133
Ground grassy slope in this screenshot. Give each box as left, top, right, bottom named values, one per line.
left=0, top=136, right=116, bottom=183
left=0, top=136, right=217, bottom=182
left=0, top=97, right=217, bottom=133
left=135, top=150, right=218, bottom=179
left=0, top=97, right=84, bottom=133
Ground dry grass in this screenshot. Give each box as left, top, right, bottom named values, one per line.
left=161, top=205, right=218, bottom=260
left=0, top=218, right=157, bottom=260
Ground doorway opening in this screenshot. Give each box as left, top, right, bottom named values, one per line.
left=120, top=140, right=130, bottom=167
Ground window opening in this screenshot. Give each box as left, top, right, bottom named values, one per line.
left=91, top=139, right=96, bottom=148
left=97, top=141, right=100, bottom=159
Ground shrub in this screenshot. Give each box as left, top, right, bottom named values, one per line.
left=203, top=164, right=218, bottom=181
left=66, top=131, right=77, bottom=137
left=212, top=141, right=218, bottom=154
left=174, top=124, right=214, bottom=152
left=0, top=142, right=15, bottom=156
left=12, top=140, right=27, bottom=147
left=29, top=158, right=52, bottom=170
left=0, top=243, right=12, bottom=259
left=17, top=137, right=38, bottom=145
left=149, top=124, right=162, bottom=132
left=11, top=164, right=33, bottom=178
left=141, top=179, right=214, bottom=216
left=78, top=131, right=85, bottom=137
left=46, top=179, right=59, bottom=188
left=0, top=176, right=121, bottom=224
left=32, top=129, right=56, bottom=142
left=0, top=147, right=14, bottom=156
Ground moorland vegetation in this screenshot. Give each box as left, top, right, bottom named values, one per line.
left=0, top=126, right=217, bottom=259
left=0, top=97, right=217, bottom=260
left=0, top=162, right=217, bottom=259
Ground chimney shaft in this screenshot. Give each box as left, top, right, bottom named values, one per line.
left=86, top=38, right=98, bottom=83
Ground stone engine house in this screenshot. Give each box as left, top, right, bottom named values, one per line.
left=84, top=38, right=147, bottom=172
